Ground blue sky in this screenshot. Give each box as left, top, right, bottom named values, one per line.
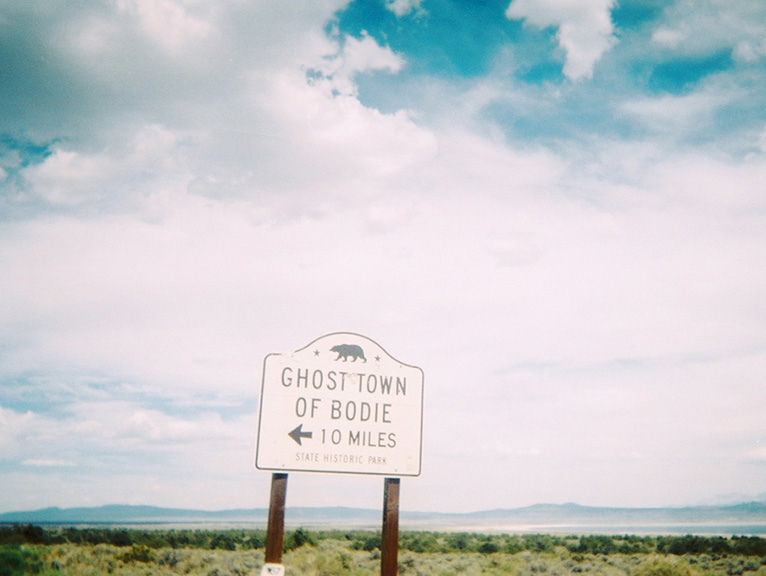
left=1, top=0, right=765, bottom=514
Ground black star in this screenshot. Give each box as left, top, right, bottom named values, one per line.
left=314, top=349, right=320, bottom=356
left=375, top=355, right=381, bottom=362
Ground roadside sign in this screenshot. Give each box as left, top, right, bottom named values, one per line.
left=255, top=332, right=424, bottom=476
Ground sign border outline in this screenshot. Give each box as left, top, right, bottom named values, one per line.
left=254, top=332, right=424, bottom=477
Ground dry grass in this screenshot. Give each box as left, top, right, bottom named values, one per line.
left=8, top=534, right=766, bottom=576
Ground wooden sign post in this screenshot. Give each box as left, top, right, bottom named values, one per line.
left=381, top=478, right=400, bottom=576
left=265, top=473, right=288, bottom=564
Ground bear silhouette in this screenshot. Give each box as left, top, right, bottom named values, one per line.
left=331, top=344, right=367, bottom=362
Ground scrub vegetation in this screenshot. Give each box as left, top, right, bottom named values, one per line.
left=1, top=525, right=765, bottom=576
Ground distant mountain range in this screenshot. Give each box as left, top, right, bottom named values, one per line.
left=2, top=502, right=766, bottom=535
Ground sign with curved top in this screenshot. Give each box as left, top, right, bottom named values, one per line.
left=255, top=332, right=424, bottom=476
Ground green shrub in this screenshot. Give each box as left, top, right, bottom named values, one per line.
left=351, top=533, right=381, bottom=552
left=0, top=546, right=26, bottom=576
left=446, top=533, right=469, bottom=551
left=478, top=541, right=500, bottom=554
left=522, top=534, right=556, bottom=553
left=401, top=533, right=440, bottom=553
left=0, top=545, right=43, bottom=576
left=632, top=556, right=699, bottom=576
left=0, top=526, right=49, bottom=547
left=731, top=536, right=766, bottom=556
left=285, top=528, right=316, bottom=551
left=120, top=543, right=155, bottom=563
left=209, top=533, right=237, bottom=550
left=246, top=531, right=266, bottom=549
left=569, top=535, right=617, bottom=555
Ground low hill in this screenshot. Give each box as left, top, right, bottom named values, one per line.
left=2, top=502, right=765, bottom=535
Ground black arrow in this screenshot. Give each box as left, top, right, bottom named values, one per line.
left=288, top=424, right=313, bottom=446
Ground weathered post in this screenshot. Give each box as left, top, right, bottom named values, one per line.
left=265, top=472, right=288, bottom=564
left=381, top=477, right=400, bottom=576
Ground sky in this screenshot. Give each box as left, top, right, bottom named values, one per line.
left=1, top=0, right=765, bottom=515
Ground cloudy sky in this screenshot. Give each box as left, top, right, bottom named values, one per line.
left=1, top=0, right=766, bottom=515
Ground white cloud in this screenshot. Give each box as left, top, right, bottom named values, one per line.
left=618, top=81, right=739, bottom=137
left=341, top=32, right=404, bottom=79
left=24, top=149, right=126, bottom=206
left=745, top=444, right=766, bottom=462
left=24, top=21, right=427, bottom=208
left=309, top=31, right=405, bottom=98
left=385, top=0, right=424, bottom=17
left=506, top=0, right=617, bottom=80
left=22, top=459, right=77, bottom=467
left=651, top=27, right=686, bottom=49
left=247, top=36, right=434, bottom=192
left=3, top=128, right=766, bottom=509
left=0, top=399, right=262, bottom=510
left=1, top=25, right=437, bottom=391
left=1, top=398, right=253, bottom=466
left=2, top=0, right=766, bottom=513
left=649, top=0, right=766, bottom=62
left=22, top=124, right=186, bottom=206
left=116, top=0, right=215, bottom=53
left=734, top=38, right=766, bottom=63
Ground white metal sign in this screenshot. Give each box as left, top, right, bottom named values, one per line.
left=255, top=333, right=424, bottom=476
